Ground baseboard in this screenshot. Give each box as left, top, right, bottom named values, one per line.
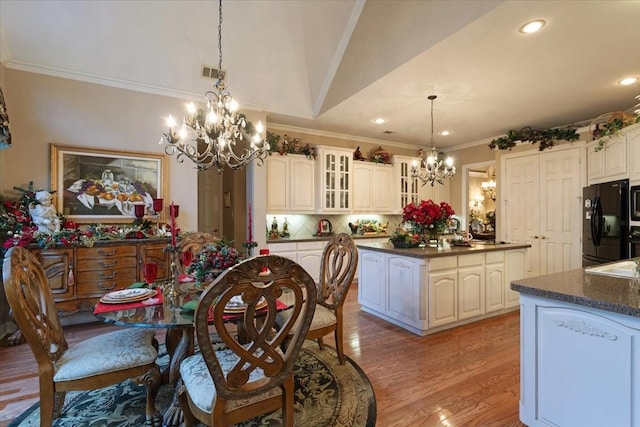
left=0, top=321, right=17, bottom=341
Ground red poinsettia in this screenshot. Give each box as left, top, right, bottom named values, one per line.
left=401, top=199, right=455, bottom=233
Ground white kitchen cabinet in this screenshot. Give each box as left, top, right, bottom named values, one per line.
left=484, top=251, right=505, bottom=313
left=587, top=135, right=627, bottom=185
left=268, top=240, right=324, bottom=282
left=504, top=248, right=526, bottom=308
left=457, top=253, right=484, bottom=320
left=428, top=256, right=458, bottom=328
left=296, top=241, right=324, bottom=283
left=267, top=242, right=297, bottom=261
left=266, top=154, right=315, bottom=213
left=628, top=124, right=640, bottom=182
left=392, top=155, right=420, bottom=213
left=316, top=146, right=352, bottom=213
left=357, top=250, right=386, bottom=313
left=386, top=255, right=426, bottom=330
left=353, top=162, right=393, bottom=213
left=357, top=246, right=526, bottom=335
left=420, top=178, right=450, bottom=204
left=519, top=294, right=640, bottom=427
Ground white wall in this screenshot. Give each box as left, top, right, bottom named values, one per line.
left=0, top=68, right=211, bottom=231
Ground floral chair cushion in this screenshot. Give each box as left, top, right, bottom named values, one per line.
left=180, top=349, right=282, bottom=414
left=277, top=304, right=336, bottom=332
left=53, top=328, right=158, bottom=382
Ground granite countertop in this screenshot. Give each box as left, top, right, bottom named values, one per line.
left=511, top=260, right=640, bottom=317
left=355, top=241, right=531, bottom=259
left=267, top=234, right=391, bottom=244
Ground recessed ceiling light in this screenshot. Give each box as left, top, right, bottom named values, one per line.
left=440, top=130, right=450, bottom=136
left=618, top=76, right=639, bottom=86
left=373, top=117, right=387, bottom=124
left=520, top=19, right=545, bottom=34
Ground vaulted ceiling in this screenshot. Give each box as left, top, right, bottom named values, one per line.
left=1, top=0, right=639, bottom=150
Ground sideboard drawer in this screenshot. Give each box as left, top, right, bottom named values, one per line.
left=77, top=245, right=137, bottom=260
left=76, top=270, right=139, bottom=294
left=76, top=257, right=138, bottom=271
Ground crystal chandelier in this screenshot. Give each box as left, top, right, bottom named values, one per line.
left=159, top=0, right=269, bottom=172
left=481, top=178, right=496, bottom=201
left=411, top=95, right=456, bottom=186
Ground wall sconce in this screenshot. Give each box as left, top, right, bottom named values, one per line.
left=481, top=179, right=496, bottom=201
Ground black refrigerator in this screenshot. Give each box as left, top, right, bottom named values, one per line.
left=582, top=179, right=629, bottom=266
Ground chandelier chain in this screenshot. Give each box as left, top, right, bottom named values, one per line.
left=217, top=0, right=223, bottom=80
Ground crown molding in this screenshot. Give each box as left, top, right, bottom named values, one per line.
left=267, top=122, right=423, bottom=151
left=2, top=59, right=267, bottom=112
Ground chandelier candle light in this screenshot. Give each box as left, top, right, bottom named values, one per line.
left=159, top=0, right=269, bottom=172
left=411, top=95, right=456, bottom=186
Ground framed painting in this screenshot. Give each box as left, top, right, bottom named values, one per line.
left=51, top=144, right=168, bottom=224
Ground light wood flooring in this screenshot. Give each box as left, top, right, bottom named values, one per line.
left=0, top=284, right=526, bottom=426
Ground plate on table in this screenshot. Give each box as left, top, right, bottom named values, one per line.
left=223, top=296, right=268, bottom=313
left=100, top=289, right=157, bottom=304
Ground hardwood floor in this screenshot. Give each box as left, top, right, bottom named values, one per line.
left=0, top=284, right=526, bottom=426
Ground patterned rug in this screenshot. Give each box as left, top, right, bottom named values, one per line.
left=9, top=341, right=376, bottom=426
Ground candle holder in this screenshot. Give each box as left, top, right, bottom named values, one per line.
left=152, top=198, right=164, bottom=230
left=133, top=203, right=145, bottom=225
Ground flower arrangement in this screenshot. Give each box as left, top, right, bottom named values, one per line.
left=401, top=199, right=455, bottom=235
left=187, top=238, right=241, bottom=285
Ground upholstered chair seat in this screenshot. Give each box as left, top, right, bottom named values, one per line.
left=180, top=347, right=284, bottom=414
left=53, top=328, right=158, bottom=382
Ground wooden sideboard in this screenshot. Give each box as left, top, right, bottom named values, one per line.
left=30, top=238, right=170, bottom=318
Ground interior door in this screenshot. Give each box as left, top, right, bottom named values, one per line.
left=538, top=148, right=583, bottom=274
left=198, top=168, right=222, bottom=235
left=504, top=155, right=540, bottom=277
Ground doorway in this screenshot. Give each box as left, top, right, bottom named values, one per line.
left=461, top=161, right=496, bottom=239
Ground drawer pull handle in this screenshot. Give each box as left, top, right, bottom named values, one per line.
left=99, top=260, right=117, bottom=268
left=98, top=282, right=117, bottom=290
left=98, top=249, right=117, bottom=257
left=98, top=271, right=117, bottom=279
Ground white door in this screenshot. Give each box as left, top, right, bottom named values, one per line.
left=504, top=155, right=540, bottom=277
left=539, top=148, right=583, bottom=274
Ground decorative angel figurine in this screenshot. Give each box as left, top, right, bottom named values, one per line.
left=29, top=190, right=61, bottom=233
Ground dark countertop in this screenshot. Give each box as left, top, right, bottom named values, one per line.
left=511, top=260, right=640, bottom=317
left=267, top=234, right=391, bottom=244
left=355, top=241, right=531, bottom=259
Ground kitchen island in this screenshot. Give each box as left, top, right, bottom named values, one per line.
left=511, top=263, right=640, bottom=427
left=356, top=241, right=530, bottom=336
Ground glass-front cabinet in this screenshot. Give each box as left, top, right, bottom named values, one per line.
left=393, top=155, right=420, bottom=213
left=316, top=146, right=352, bottom=213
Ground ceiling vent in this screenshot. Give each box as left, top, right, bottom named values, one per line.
left=202, top=65, right=226, bottom=81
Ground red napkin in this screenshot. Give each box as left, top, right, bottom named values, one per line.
left=93, top=289, right=164, bottom=314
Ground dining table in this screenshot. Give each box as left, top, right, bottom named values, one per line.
left=93, top=280, right=293, bottom=427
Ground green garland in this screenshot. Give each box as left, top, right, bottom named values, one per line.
left=593, top=114, right=640, bottom=152
left=489, top=126, right=579, bottom=151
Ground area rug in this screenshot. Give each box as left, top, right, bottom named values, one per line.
left=9, top=341, right=376, bottom=427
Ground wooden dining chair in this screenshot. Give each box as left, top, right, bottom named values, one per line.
left=2, top=246, right=162, bottom=427
left=177, top=255, right=318, bottom=427
left=277, top=232, right=358, bottom=364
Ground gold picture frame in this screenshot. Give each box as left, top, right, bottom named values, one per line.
left=51, top=144, right=168, bottom=223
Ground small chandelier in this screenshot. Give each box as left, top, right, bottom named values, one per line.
left=411, top=95, right=456, bottom=186
left=159, top=0, right=269, bottom=172
left=481, top=178, right=496, bottom=201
